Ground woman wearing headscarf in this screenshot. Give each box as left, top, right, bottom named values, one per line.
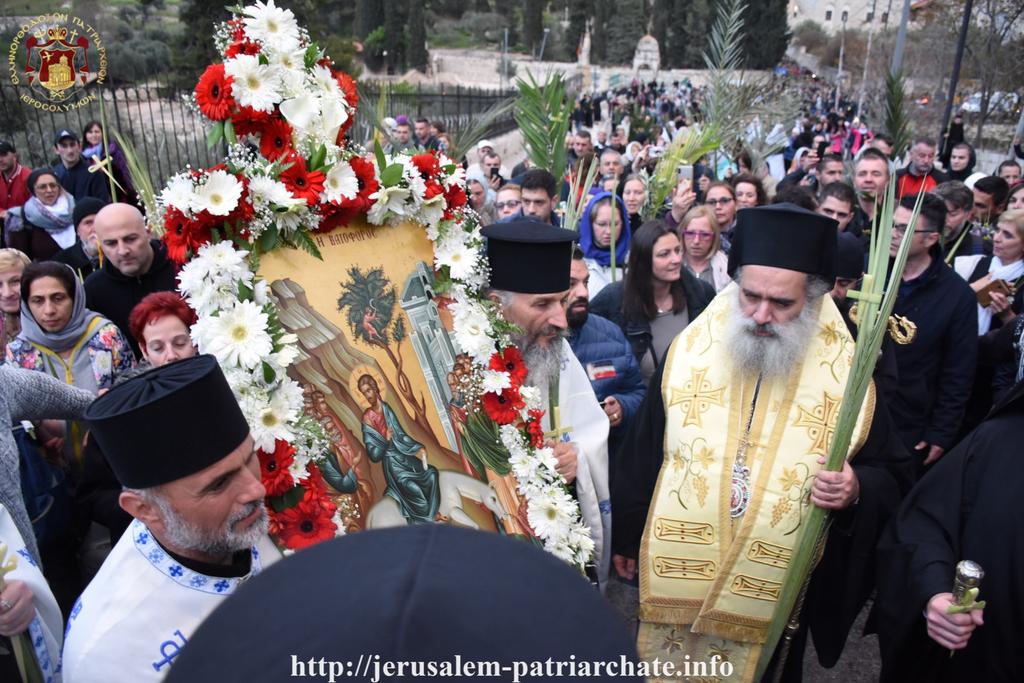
left=578, top=190, right=631, bottom=298
left=3, top=169, right=76, bottom=261
left=6, top=261, right=133, bottom=462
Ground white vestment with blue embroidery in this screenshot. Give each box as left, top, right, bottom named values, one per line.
left=0, top=503, right=63, bottom=683
left=61, top=518, right=280, bottom=682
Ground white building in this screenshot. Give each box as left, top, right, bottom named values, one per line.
left=787, top=0, right=898, bottom=34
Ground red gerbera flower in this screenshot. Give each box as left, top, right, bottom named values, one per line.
left=442, top=183, right=467, bottom=220
left=273, top=498, right=338, bottom=550
left=231, top=105, right=273, bottom=138
left=162, top=208, right=211, bottom=265
left=334, top=71, right=359, bottom=109
left=225, top=39, right=261, bottom=59
left=258, top=440, right=296, bottom=497
left=299, top=463, right=329, bottom=499
left=482, top=386, right=525, bottom=425
left=279, top=152, right=326, bottom=205
left=411, top=152, right=441, bottom=181
left=258, top=118, right=293, bottom=161
left=315, top=156, right=379, bottom=232
left=195, top=63, right=235, bottom=122
left=489, top=346, right=528, bottom=386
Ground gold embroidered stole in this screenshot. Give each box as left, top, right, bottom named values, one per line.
left=637, top=285, right=874, bottom=680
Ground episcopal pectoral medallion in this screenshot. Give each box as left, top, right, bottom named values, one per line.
left=730, top=461, right=751, bottom=518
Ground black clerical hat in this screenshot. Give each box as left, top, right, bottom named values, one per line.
left=84, top=355, right=250, bottom=488
left=727, top=203, right=839, bottom=282
left=165, top=526, right=643, bottom=683
left=483, top=220, right=577, bottom=294
left=836, top=231, right=865, bottom=280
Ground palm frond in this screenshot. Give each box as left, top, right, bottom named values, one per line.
left=110, top=130, right=160, bottom=233
left=884, top=70, right=913, bottom=159
left=514, top=73, right=570, bottom=179
left=446, top=97, right=516, bottom=162
left=644, top=125, right=722, bottom=221
left=562, top=157, right=601, bottom=234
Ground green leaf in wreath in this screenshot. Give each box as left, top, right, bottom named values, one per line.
left=206, top=121, right=224, bottom=149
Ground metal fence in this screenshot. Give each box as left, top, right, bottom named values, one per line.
left=0, top=77, right=518, bottom=191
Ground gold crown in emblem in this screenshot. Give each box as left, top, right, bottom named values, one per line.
left=47, top=27, right=69, bottom=41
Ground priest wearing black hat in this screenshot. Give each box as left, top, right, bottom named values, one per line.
left=481, top=219, right=612, bottom=588
left=53, top=196, right=105, bottom=278
left=62, top=355, right=280, bottom=683
left=611, top=204, right=912, bottom=681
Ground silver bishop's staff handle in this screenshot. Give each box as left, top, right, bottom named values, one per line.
left=952, top=560, right=984, bottom=604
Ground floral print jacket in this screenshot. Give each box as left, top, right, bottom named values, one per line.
left=5, top=321, right=134, bottom=393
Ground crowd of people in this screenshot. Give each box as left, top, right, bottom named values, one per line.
left=2, top=68, right=1024, bottom=680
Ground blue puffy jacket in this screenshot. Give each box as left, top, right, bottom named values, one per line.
left=568, top=312, right=647, bottom=481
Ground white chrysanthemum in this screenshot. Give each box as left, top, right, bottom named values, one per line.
left=160, top=174, right=195, bottom=212
left=518, top=385, right=543, bottom=411
left=401, top=157, right=427, bottom=201
left=480, top=370, right=511, bottom=393
left=200, top=241, right=250, bottom=280
left=444, top=164, right=466, bottom=189
left=192, top=170, right=243, bottom=216
left=275, top=206, right=312, bottom=235
left=366, top=185, right=412, bottom=225
left=203, top=300, right=274, bottom=370
left=265, top=47, right=304, bottom=73
left=224, top=54, right=283, bottom=113
left=252, top=279, right=270, bottom=305
left=248, top=175, right=304, bottom=209
left=311, top=64, right=343, bottom=99
left=321, top=161, right=358, bottom=204
left=242, top=0, right=300, bottom=52
left=450, top=300, right=494, bottom=362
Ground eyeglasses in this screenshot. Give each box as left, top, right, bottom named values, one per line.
left=495, top=200, right=521, bottom=210
left=683, top=230, right=714, bottom=240
left=704, top=197, right=734, bottom=207
left=892, top=223, right=937, bottom=235
left=34, top=183, right=60, bottom=190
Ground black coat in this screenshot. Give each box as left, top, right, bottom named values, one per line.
left=589, top=268, right=715, bottom=371
left=888, top=253, right=978, bottom=454
left=84, top=240, right=177, bottom=359
left=52, top=241, right=99, bottom=279
left=52, top=159, right=111, bottom=203
left=872, top=380, right=1024, bottom=683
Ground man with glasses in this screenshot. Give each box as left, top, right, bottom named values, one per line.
left=494, top=184, right=523, bottom=222
left=889, top=194, right=977, bottom=479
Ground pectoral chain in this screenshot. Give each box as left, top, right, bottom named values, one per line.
left=730, top=376, right=762, bottom=519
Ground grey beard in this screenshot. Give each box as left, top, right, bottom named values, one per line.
left=724, top=296, right=821, bottom=380
left=514, top=332, right=567, bottom=387
left=151, top=494, right=268, bottom=557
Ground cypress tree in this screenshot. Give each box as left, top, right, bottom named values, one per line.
left=524, top=0, right=545, bottom=56
left=408, top=0, right=428, bottom=72
left=605, top=0, right=645, bottom=65
left=742, top=0, right=790, bottom=68
left=566, top=0, right=591, bottom=61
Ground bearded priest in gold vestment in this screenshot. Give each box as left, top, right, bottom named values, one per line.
left=611, top=204, right=913, bottom=682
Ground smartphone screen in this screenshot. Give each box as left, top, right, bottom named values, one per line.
left=679, top=165, right=694, bottom=181
left=816, top=141, right=828, bottom=159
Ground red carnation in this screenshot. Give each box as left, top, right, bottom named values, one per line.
left=489, top=346, right=528, bottom=386
left=258, top=440, right=296, bottom=497
left=162, top=208, right=211, bottom=265
left=273, top=498, right=337, bottom=550
left=195, top=63, right=235, bottom=122
left=280, top=152, right=326, bottom=205
left=482, top=386, right=525, bottom=425
left=526, top=409, right=546, bottom=449
left=443, top=183, right=467, bottom=220
left=258, top=118, right=293, bottom=161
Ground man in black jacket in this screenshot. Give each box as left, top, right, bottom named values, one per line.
left=888, top=194, right=978, bottom=478
left=85, top=203, right=177, bottom=358
left=53, top=196, right=105, bottom=278
left=51, top=129, right=110, bottom=203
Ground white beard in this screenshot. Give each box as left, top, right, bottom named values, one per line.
left=724, top=295, right=821, bottom=380
left=154, top=495, right=268, bottom=556
left=515, top=331, right=567, bottom=387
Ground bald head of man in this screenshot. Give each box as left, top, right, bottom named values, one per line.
left=94, top=203, right=154, bottom=277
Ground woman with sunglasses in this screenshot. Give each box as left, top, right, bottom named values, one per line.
left=679, top=206, right=729, bottom=291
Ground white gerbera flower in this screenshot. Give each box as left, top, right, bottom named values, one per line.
left=200, top=241, right=250, bottom=283
left=321, top=161, right=358, bottom=204
left=224, top=54, right=283, bottom=113
left=193, top=170, right=243, bottom=216
left=248, top=175, right=304, bottom=209
left=527, top=491, right=573, bottom=540
left=434, top=235, right=478, bottom=281
left=519, top=385, right=543, bottom=411
left=451, top=301, right=495, bottom=362
left=311, top=64, right=343, bottom=99
left=242, top=0, right=300, bottom=52
left=203, top=300, right=274, bottom=370
left=160, top=174, right=195, bottom=212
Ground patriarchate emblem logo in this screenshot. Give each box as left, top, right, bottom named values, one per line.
left=9, top=14, right=107, bottom=112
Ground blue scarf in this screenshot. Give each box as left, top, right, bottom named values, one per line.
left=578, top=190, right=631, bottom=267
